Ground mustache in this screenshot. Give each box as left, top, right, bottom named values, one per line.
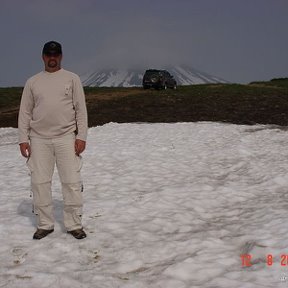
left=48, top=59, right=58, bottom=67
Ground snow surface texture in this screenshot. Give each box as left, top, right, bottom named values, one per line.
left=1, top=122, right=288, bottom=288
left=81, top=66, right=227, bottom=87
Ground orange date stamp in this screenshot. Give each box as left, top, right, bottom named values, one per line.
left=241, top=254, right=288, bottom=267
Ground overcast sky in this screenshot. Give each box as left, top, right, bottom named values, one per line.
left=0, top=0, right=287, bottom=86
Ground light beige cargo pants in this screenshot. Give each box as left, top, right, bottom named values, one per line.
left=27, top=133, right=83, bottom=231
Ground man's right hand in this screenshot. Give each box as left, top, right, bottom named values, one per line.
left=19, top=142, right=31, bottom=158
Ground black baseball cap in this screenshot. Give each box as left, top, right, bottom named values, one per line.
left=42, top=41, right=62, bottom=55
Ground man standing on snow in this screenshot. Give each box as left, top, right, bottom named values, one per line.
left=18, top=41, right=88, bottom=240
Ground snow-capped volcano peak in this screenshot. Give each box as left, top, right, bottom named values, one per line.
left=81, top=69, right=143, bottom=87
left=169, top=66, right=228, bottom=85
left=81, top=65, right=228, bottom=87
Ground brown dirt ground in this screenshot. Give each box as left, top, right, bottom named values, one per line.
left=2, top=86, right=288, bottom=128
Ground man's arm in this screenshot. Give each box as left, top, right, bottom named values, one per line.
left=18, top=80, right=34, bottom=157
left=73, top=75, right=88, bottom=155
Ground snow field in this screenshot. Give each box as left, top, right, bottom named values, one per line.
left=1, top=123, right=288, bottom=287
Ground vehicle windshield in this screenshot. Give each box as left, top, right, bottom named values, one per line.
left=145, top=70, right=161, bottom=76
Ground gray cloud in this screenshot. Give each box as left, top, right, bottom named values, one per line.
left=0, top=0, right=287, bottom=86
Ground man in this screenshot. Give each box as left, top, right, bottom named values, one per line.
left=18, top=41, right=88, bottom=240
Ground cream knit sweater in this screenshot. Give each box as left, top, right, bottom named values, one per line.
left=18, top=69, right=88, bottom=143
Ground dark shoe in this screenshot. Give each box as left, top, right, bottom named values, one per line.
left=68, top=228, right=87, bottom=239
left=33, top=228, right=54, bottom=240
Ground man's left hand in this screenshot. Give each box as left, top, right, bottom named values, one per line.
left=75, top=139, right=86, bottom=155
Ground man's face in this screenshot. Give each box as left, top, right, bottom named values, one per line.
left=42, top=53, right=62, bottom=71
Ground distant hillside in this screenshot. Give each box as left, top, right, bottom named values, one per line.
left=81, top=65, right=228, bottom=87
left=250, top=78, right=288, bottom=88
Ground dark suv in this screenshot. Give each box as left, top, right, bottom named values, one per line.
left=142, top=69, right=177, bottom=90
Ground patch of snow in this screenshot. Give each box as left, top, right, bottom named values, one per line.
left=1, top=122, right=287, bottom=287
